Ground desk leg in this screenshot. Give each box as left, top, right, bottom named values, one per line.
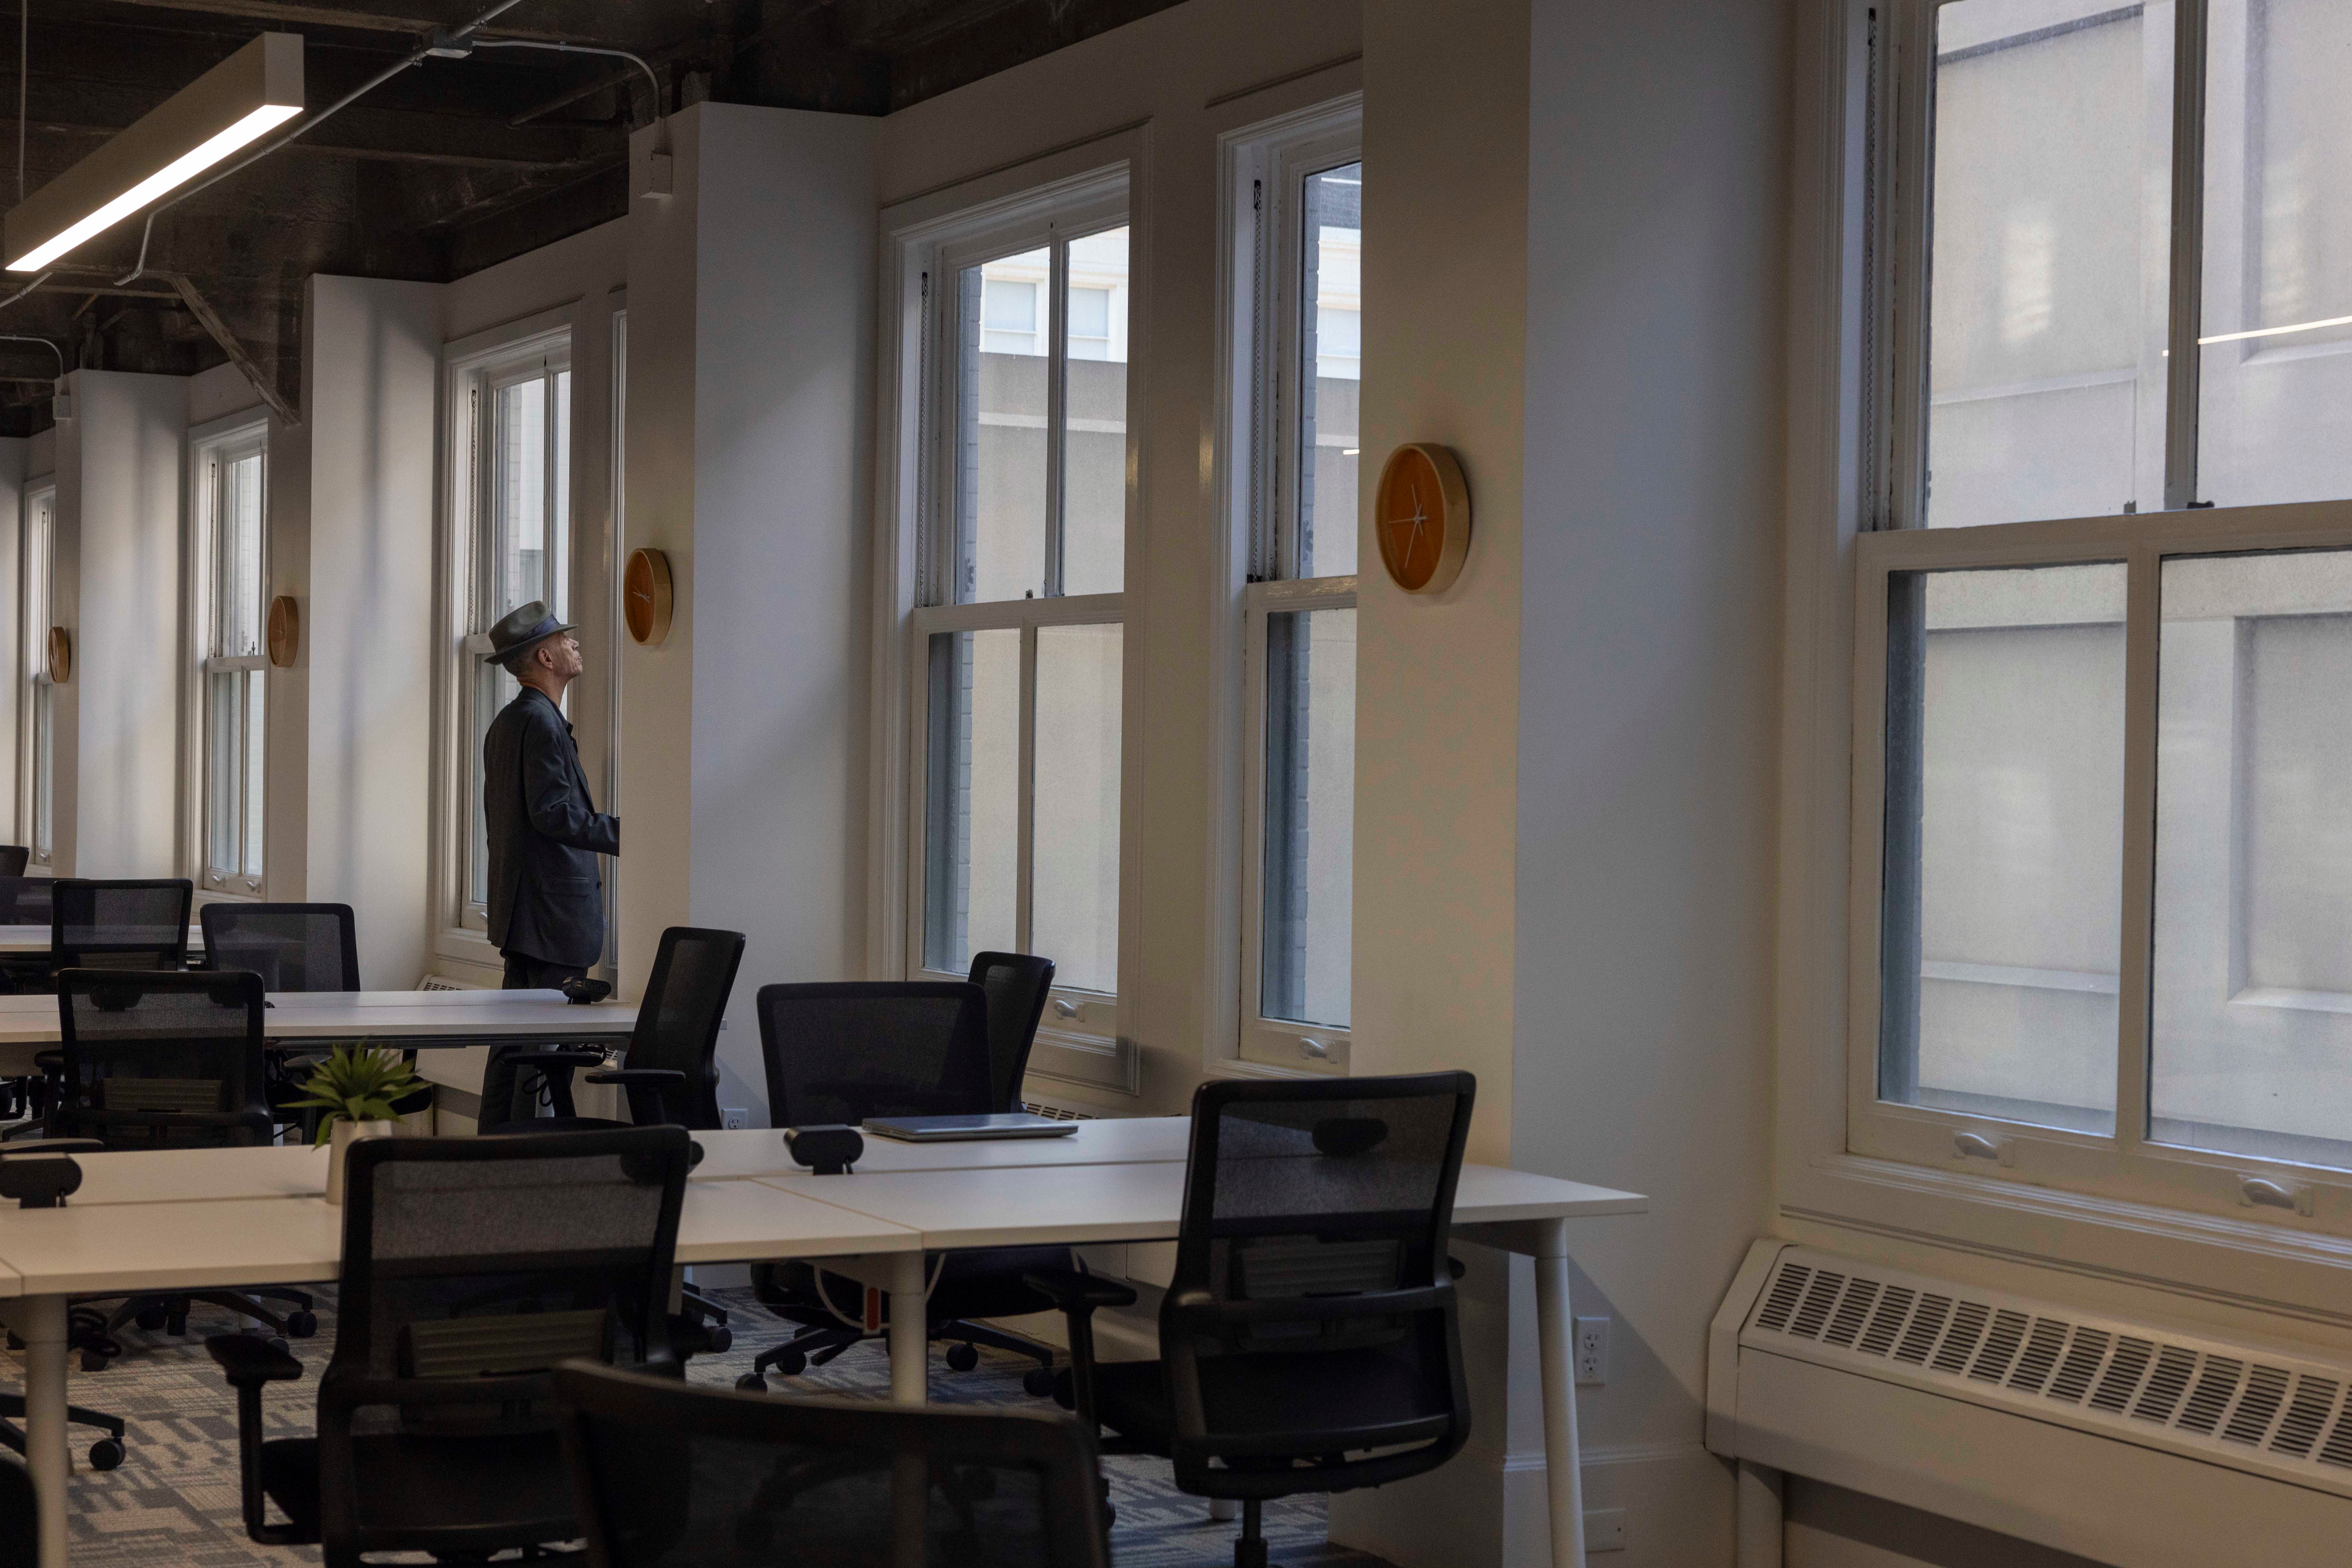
left=16, top=1294, right=70, bottom=1568
left=887, top=1252, right=927, bottom=1406
left=1534, top=1220, right=1587, bottom=1568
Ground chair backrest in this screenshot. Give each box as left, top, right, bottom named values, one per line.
left=200, top=902, right=360, bottom=992
left=0, top=1452, right=32, bottom=1568
left=321, top=1129, right=691, bottom=1557
left=51, top=879, right=191, bottom=971
left=554, top=1360, right=1110, bottom=1568
left=0, top=876, right=51, bottom=928
left=967, top=951, right=1056, bottom=1112
left=1161, top=1073, right=1478, bottom=1494
left=755, top=981, right=993, bottom=1127
left=53, top=967, right=270, bottom=1148
left=0, top=845, right=28, bottom=879
left=625, top=927, right=746, bottom=1128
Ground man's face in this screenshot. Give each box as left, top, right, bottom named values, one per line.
left=532, top=633, right=585, bottom=681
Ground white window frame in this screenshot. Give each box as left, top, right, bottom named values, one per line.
left=434, top=316, right=573, bottom=944
left=1808, top=0, right=2352, bottom=1274
left=876, top=153, right=1142, bottom=1096
left=1219, top=96, right=1363, bottom=1076
left=18, top=479, right=53, bottom=869
left=186, top=413, right=270, bottom=895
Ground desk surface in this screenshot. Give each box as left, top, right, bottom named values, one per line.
left=696, top=1116, right=1194, bottom=1181
left=0, top=926, right=205, bottom=955
left=0, top=989, right=637, bottom=1054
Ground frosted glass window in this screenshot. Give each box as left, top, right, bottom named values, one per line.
left=1881, top=563, right=2129, bottom=1133
left=202, top=440, right=269, bottom=889
left=922, top=628, right=1021, bottom=973
left=1260, top=605, right=1356, bottom=1027
left=2153, top=550, right=2352, bottom=1170
left=1925, top=1, right=2170, bottom=527
left=1032, top=623, right=1122, bottom=993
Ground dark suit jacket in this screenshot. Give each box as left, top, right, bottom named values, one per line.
left=484, top=686, right=619, bottom=967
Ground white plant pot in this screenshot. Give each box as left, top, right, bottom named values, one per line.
left=324, top=1119, right=397, bottom=1206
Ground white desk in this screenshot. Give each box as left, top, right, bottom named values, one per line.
left=0, top=1127, right=1641, bottom=1568
left=0, top=989, right=637, bottom=1077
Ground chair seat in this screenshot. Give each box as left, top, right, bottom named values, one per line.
left=1072, top=1340, right=1455, bottom=1461
left=257, top=1428, right=576, bottom=1548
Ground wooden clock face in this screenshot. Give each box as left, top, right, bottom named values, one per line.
left=624, top=548, right=673, bottom=646
left=267, top=595, right=299, bottom=668
left=1374, top=443, right=1471, bottom=594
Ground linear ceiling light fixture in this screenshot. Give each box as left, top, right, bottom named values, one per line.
left=2, top=32, right=302, bottom=273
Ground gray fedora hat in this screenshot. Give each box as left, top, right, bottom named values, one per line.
left=483, top=600, right=576, bottom=666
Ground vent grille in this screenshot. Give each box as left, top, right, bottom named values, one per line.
left=1741, top=1249, right=2352, bottom=1497
left=1019, top=1100, right=1094, bottom=1122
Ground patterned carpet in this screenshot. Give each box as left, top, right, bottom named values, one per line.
left=2, top=1286, right=1395, bottom=1567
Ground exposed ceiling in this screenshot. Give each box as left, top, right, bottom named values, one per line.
left=0, top=0, right=1184, bottom=434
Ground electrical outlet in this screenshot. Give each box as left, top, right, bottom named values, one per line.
left=1584, top=1507, right=1627, bottom=1552
left=1574, top=1316, right=1610, bottom=1385
left=721, top=1107, right=750, bottom=1131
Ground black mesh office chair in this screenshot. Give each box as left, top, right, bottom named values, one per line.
left=0, top=847, right=27, bottom=879
left=0, top=879, right=54, bottom=1115
left=198, top=902, right=385, bottom=1143
left=45, top=968, right=317, bottom=1366
left=1031, top=1073, right=1478, bottom=1568
left=51, top=879, right=191, bottom=972
left=505, top=926, right=746, bottom=1131
left=0, top=1450, right=32, bottom=1568
left=502, top=926, right=746, bottom=1353
left=208, top=1127, right=693, bottom=1565
left=969, top=950, right=1056, bottom=1112
left=739, top=982, right=1069, bottom=1395
left=0, top=877, right=50, bottom=928
left=555, top=1360, right=1112, bottom=1568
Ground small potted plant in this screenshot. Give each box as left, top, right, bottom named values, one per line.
left=287, top=1045, right=426, bottom=1204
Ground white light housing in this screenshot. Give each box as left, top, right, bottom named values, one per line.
left=4, top=33, right=303, bottom=272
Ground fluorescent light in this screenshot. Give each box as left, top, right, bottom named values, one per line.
left=4, top=34, right=302, bottom=271
left=9, top=105, right=297, bottom=271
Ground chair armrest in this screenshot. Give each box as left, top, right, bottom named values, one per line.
left=1022, top=1268, right=1138, bottom=1313
left=503, top=1048, right=607, bottom=1071
left=583, top=1069, right=685, bottom=1087
left=207, top=1332, right=305, bottom=1388
left=31, top=1049, right=60, bottom=1073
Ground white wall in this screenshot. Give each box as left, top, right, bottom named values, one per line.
left=622, top=103, right=877, bottom=1121
left=297, top=276, right=441, bottom=987
left=58, top=372, right=187, bottom=878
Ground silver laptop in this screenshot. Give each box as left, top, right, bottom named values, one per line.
left=861, top=1112, right=1080, bottom=1142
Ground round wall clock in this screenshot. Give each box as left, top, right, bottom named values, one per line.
left=1374, top=442, right=1472, bottom=595
left=267, top=595, right=299, bottom=667
left=45, top=626, right=69, bottom=684
left=624, top=547, right=674, bottom=646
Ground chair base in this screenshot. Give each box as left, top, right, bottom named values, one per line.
left=76, top=1288, right=316, bottom=1370
left=737, top=1315, right=1058, bottom=1395
left=0, top=1389, right=127, bottom=1472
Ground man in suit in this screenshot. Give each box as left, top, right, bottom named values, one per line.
left=478, top=600, right=619, bottom=1127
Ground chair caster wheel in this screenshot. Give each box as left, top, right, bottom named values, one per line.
left=134, top=1306, right=167, bottom=1331
left=946, top=1342, right=978, bottom=1373
left=267, top=1337, right=290, bottom=1356
left=775, top=1348, right=807, bottom=1376
left=1024, top=1367, right=1057, bottom=1398
left=702, top=1324, right=732, bottom=1354
left=5, top=1332, right=20, bottom=1351
left=287, top=1310, right=318, bottom=1338
left=87, top=1438, right=123, bottom=1472
left=164, top=1314, right=187, bottom=1338
left=735, top=1374, right=768, bottom=1392
left=79, top=1351, right=111, bottom=1374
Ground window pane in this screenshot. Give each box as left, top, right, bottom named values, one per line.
left=1032, top=622, right=1121, bottom=993
left=1261, top=605, right=1355, bottom=1027
left=2194, top=0, right=2352, bottom=507
left=1301, top=164, right=1362, bottom=575
left=32, top=681, right=50, bottom=863
left=1925, top=2, right=2170, bottom=527
left=552, top=369, right=572, bottom=619
left=220, top=452, right=263, bottom=657
left=209, top=670, right=242, bottom=877
left=494, top=376, right=549, bottom=618
left=1062, top=227, right=1128, bottom=597
left=923, top=628, right=1020, bottom=972
left=2153, top=550, right=2352, bottom=1170
left=960, top=248, right=1051, bottom=603
left=243, top=666, right=267, bottom=880
left=1881, top=563, right=2127, bottom=1133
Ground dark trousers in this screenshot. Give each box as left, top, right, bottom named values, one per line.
left=479, top=952, right=590, bottom=1131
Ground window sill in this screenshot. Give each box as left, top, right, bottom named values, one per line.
left=1781, top=1149, right=2352, bottom=1328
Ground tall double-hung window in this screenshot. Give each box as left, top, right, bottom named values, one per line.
left=1231, top=102, right=1361, bottom=1072
left=20, top=481, right=53, bottom=867
left=1860, top=0, right=2352, bottom=1221
left=908, top=172, right=1131, bottom=1065
left=192, top=423, right=268, bottom=891
left=450, top=332, right=572, bottom=930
